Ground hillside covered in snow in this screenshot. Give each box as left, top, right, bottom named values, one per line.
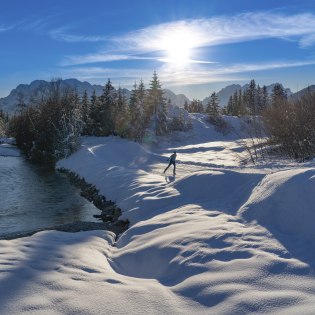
left=1, top=113, right=315, bottom=314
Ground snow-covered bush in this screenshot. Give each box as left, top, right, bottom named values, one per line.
left=167, top=104, right=192, bottom=132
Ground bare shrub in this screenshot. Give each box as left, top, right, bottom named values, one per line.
left=208, top=116, right=232, bottom=135
left=263, top=92, right=315, bottom=161
left=232, top=116, right=267, bottom=164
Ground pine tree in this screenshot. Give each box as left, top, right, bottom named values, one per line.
left=115, top=87, right=129, bottom=136
left=271, top=83, right=287, bottom=107
left=147, top=71, right=167, bottom=136
left=247, top=79, right=257, bottom=115
left=188, top=99, right=204, bottom=113
left=226, top=95, right=234, bottom=115
left=184, top=100, right=189, bottom=111
left=89, top=90, right=101, bottom=135
left=129, top=80, right=147, bottom=141
left=81, top=90, right=90, bottom=135
left=206, top=92, right=220, bottom=117
left=100, top=79, right=116, bottom=135
left=262, top=85, right=269, bottom=109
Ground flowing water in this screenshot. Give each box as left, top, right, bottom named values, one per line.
left=0, top=155, right=99, bottom=238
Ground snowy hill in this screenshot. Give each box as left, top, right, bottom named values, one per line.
left=1, top=113, right=315, bottom=314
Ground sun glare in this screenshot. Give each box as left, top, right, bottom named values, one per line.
left=165, top=38, right=191, bottom=66
left=160, top=29, right=196, bottom=67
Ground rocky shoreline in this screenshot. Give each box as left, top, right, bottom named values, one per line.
left=57, top=167, right=129, bottom=237
left=1, top=221, right=123, bottom=241
left=1, top=168, right=129, bottom=241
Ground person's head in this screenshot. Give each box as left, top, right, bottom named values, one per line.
left=174, top=151, right=176, bottom=155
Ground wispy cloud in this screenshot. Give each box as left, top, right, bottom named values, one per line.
left=0, top=14, right=65, bottom=34
left=112, top=12, right=315, bottom=51
left=57, top=59, right=315, bottom=89
left=60, top=53, right=159, bottom=66
left=50, top=28, right=109, bottom=42
left=0, top=25, right=13, bottom=32
left=52, top=10, right=315, bottom=91
left=159, top=60, right=315, bottom=86
left=59, top=11, right=315, bottom=67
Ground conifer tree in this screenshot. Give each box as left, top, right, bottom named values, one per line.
left=184, top=100, right=189, bottom=112
left=115, top=87, right=129, bottom=136
left=100, top=79, right=116, bottom=135
left=247, top=79, right=257, bottom=115
left=147, top=71, right=167, bottom=136
left=206, top=92, right=220, bottom=117
left=271, top=83, right=287, bottom=107
left=89, top=89, right=101, bottom=135
left=129, top=80, right=147, bottom=141
left=262, top=85, right=269, bottom=109
left=81, top=90, right=91, bottom=135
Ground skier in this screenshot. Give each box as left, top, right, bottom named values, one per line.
left=163, top=151, right=177, bottom=176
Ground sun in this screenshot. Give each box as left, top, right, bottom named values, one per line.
left=160, top=30, right=194, bottom=67
left=165, top=38, right=191, bottom=66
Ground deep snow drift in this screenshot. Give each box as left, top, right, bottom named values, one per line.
left=1, top=114, right=315, bottom=314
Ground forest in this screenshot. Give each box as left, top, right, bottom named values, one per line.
left=3, top=73, right=315, bottom=165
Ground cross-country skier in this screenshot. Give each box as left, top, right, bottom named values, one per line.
left=163, top=151, right=177, bottom=176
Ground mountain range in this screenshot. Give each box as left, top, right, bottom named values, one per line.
left=0, top=78, right=309, bottom=115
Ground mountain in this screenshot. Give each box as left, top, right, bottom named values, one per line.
left=0, top=79, right=189, bottom=114
left=202, top=84, right=242, bottom=107
left=0, top=79, right=106, bottom=114
left=202, top=83, right=293, bottom=108
left=1, top=78, right=305, bottom=115
left=290, top=85, right=315, bottom=101
left=163, top=89, right=190, bottom=107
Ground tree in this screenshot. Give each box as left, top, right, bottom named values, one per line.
left=114, top=87, right=129, bottom=136
left=89, top=89, right=102, bottom=135
left=147, top=71, right=167, bottom=135
left=99, top=79, right=116, bottom=136
left=184, top=100, right=189, bottom=112
left=129, top=80, right=147, bottom=141
left=206, top=92, right=220, bottom=117
left=186, top=99, right=204, bottom=113
left=271, top=83, right=287, bottom=107
left=9, top=79, right=83, bottom=165
left=246, top=79, right=257, bottom=115
left=81, top=90, right=91, bottom=135
left=262, top=85, right=269, bottom=109
left=227, top=91, right=241, bottom=116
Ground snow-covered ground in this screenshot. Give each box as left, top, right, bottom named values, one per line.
left=1, top=114, right=315, bottom=314
left=0, top=138, right=20, bottom=157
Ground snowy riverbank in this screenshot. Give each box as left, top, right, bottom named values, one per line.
left=0, top=137, right=20, bottom=157
left=1, top=114, right=315, bottom=314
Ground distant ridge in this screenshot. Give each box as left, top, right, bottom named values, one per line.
left=290, top=85, right=315, bottom=101
left=0, top=78, right=189, bottom=114
left=203, top=83, right=292, bottom=108
left=2, top=78, right=312, bottom=115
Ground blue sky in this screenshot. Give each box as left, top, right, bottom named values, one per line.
left=1, top=0, right=315, bottom=99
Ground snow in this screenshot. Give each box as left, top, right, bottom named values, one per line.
left=1, top=113, right=315, bottom=314
left=0, top=138, right=20, bottom=157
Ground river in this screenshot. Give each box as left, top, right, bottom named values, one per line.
left=0, top=155, right=100, bottom=238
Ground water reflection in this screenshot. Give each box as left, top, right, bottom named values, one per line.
left=0, top=156, right=99, bottom=237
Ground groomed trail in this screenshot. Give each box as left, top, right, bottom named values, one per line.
left=1, top=114, right=315, bottom=314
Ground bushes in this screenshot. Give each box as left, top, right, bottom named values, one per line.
left=263, top=92, right=315, bottom=161
left=9, top=81, right=83, bottom=165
